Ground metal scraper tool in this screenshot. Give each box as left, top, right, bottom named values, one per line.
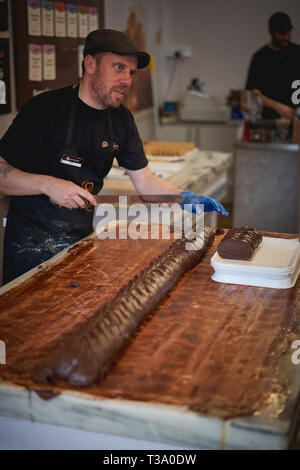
left=93, top=194, right=183, bottom=205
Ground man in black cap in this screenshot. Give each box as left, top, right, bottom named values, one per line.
left=246, top=12, right=300, bottom=119
left=0, top=29, right=227, bottom=284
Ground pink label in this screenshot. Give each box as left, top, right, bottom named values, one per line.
left=88, top=7, right=97, bottom=16
left=43, top=45, right=55, bottom=54
left=29, top=44, right=42, bottom=54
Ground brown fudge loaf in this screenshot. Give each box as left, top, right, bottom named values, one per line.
left=217, top=226, right=262, bottom=260
left=3, top=226, right=214, bottom=388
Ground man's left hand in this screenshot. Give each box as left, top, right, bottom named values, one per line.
left=179, top=190, right=229, bottom=216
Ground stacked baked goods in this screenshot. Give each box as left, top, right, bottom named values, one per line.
left=143, top=141, right=195, bottom=157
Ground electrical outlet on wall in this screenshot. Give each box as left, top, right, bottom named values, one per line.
left=165, top=46, right=192, bottom=59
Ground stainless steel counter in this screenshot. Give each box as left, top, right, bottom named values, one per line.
left=233, top=141, right=300, bottom=233
left=235, top=141, right=299, bottom=152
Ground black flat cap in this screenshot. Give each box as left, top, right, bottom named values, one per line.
left=83, top=29, right=150, bottom=69
left=269, top=12, right=294, bottom=33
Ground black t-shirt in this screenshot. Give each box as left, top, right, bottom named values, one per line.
left=0, top=85, right=148, bottom=173
left=0, top=86, right=148, bottom=283
left=246, top=43, right=300, bottom=119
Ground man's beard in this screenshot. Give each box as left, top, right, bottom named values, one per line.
left=92, top=81, right=128, bottom=108
left=271, top=32, right=290, bottom=49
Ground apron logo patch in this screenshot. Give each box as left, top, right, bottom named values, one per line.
left=82, top=180, right=94, bottom=212
left=82, top=179, right=94, bottom=193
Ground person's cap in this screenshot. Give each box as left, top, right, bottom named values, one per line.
left=83, top=29, right=150, bottom=69
left=268, top=12, right=294, bottom=33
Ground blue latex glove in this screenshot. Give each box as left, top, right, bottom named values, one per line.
left=179, top=190, right=229, bottom=216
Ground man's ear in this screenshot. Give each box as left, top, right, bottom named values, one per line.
left=84, top=55, right=96, bottom=74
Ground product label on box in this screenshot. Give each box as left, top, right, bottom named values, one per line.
left=67, top=3, right=78, bottom=38
left=78, top=5, right=88, bottom=38
left=54, top=1, right=66, bottom=37
left=27, top=0, right=41, bottom=36
left=41, top=0, right=54, bottom=36
left=29, top=44, right=42, bottom=81
left=88, top=7, right=98, bottom=33
left=43, top=44, right=56, bottom=80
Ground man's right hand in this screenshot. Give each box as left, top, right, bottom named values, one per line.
left=0, top=157, right=96, bottom=209
left=42, top=176, right=97, bottom=210
left=251, top=90, right=294, bottom=120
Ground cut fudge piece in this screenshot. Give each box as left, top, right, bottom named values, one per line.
left=217, top=226, right=262, bottom=260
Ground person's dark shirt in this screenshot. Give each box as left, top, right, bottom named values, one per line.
left=246, top=42, right=300, bottom=118
left=0, top=85, right=148, bottom=173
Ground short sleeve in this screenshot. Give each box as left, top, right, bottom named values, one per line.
left=116, top=109, right=148, bottom=171
left=0, top=95, right=48, bottom=171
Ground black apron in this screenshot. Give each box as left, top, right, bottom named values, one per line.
left=3, top=87, right=115, bottom=284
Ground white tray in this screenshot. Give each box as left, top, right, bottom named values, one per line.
left=211, top=236, right=300, bottom=289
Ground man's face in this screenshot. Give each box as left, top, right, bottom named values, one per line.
left=271, top=29, right=291, bottom=49
left=89, top=52, right=137, bottom=108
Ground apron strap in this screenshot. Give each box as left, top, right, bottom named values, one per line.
left=65, top=86, right=79, bottom=147
left=65, top=85, right=115, bottom=156
left=107, top=108, right=115, bottom=157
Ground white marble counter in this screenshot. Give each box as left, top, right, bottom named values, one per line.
left=102, top=149, right=233, bottom=198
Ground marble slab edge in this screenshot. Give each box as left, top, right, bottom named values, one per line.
left=0, top=378, right=292, bottom=450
